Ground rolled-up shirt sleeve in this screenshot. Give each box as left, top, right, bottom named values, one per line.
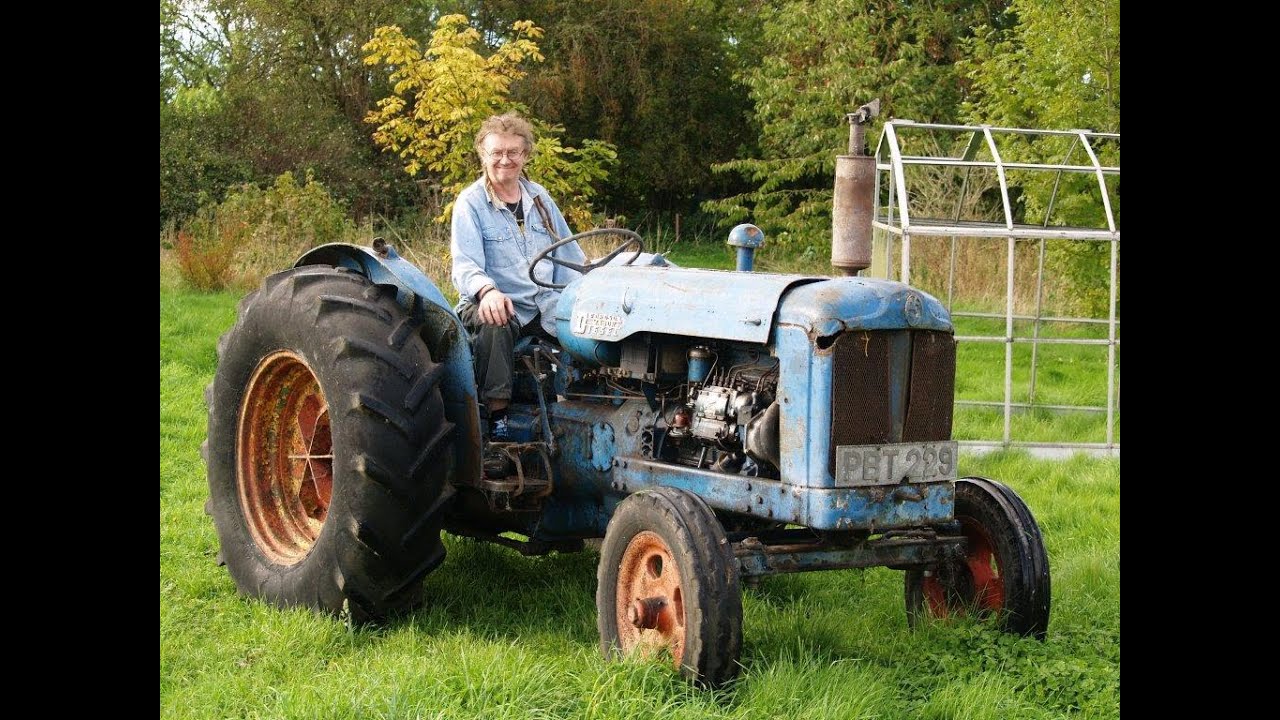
left=450, top=199, right=493, bottom=302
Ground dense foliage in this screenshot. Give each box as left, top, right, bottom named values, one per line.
left=362, top=15, right=616, bottom=230
left=162, top=0, right=1119, bottom=307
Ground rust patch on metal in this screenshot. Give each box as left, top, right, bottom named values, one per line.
left=922, top=516, right=1005, bottom=617
left=615, top=531, right=686, bottom=667
left=236, top=351, right=332, bottom=566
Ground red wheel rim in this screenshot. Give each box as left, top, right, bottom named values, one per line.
left=922, top=514, right=1005, bottom=617
left=615, top=531, right=686, bottom=667
left=236, top=351, right=333, bottom=565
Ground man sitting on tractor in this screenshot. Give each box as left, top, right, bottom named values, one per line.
left=450, top=112, right=586, bottom=441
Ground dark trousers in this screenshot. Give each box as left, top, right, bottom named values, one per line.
left=457, top=303, right=551, bottom=403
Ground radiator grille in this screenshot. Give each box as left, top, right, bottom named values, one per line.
left=830, top=331, right=893, bottom=448
left=829, top=330, right=955, bottom=474
left=904, top=331, right=956, bottom=442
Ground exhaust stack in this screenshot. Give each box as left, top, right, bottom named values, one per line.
left=832, top=99, right=879, bottom=276
left=727, top=223, right=765, bottom=272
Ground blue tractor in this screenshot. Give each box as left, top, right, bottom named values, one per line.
left=203, top=109, right=1050, bottom=687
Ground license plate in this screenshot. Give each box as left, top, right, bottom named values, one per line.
left=834, top=441, right=958, bottom=487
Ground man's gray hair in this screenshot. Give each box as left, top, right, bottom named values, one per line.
left=475, top=112, right=535, bottom=155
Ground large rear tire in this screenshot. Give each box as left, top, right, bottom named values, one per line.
left=204, top=266, right=455, bottom=623
left=597, top=487, right=743, bottom=687
left=905, top=477, right=1050, bottom=639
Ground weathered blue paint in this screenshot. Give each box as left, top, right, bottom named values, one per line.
left=549, top=400, right=647, bottom=479
left=501, top=411, right=539, bottom=443
left=727, top=224, right=765, bottom=272
left=611, top=456, right=953, bottom=530
left=555, top=328, right=621, bottom=368
left=294, top=243, right=483, bottom=485
left=776, top=278, right=952, bottom=337
left=554, top=266, right=823, bottom=350
left=687, top=348, right=712, bottom=383
left=526, top=388, right=954, bottom=536
left=768, top=279, right=953, bottom=494
left=524, top=492, right=613, bottom=540
left=726, top=223, right=766, bottom=248
left=770, top=324, right=819, bottom=489
left=522, top=272, right=957, bottom=535
left=591, top=422, right=616, bottom=472
left=500, top=399, right=650, bottom=538
left=289, top=242, right=960, bottom=544
left=294, top=243, right=454, bottom=316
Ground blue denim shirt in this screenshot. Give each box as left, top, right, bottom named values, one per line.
left=450, top=176, right=586, bottom=337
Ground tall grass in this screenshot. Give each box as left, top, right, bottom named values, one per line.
left=161, top=281, right=1119, bottom=718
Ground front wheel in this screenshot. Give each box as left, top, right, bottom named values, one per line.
left=597, top=487, right=743, bottom=687
left=905, top=477, right=1050, bottom=639
left=204, top=266, right=456, bottom=623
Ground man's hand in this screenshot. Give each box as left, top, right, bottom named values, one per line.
left=478, top=287, right=515, bottom=326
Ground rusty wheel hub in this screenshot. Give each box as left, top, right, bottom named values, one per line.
left=236, top=351, right=333, bottom=565
left=615, top=531, right=686, bottom=666
left=922, top=515, right=1004, bottom=617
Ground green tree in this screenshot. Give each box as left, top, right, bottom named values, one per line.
left=160, top=0, right=431, bottom=228
left=161, top=0, right=245, bottom=228
left=963, top=0, right=1120, bottom=316
left=161, top=84, right=254, bottom=229
left=362, top=14, right=616, bottom=230
left=429, top=1, right=756, bottom=217
left=963, top=0, right=1118, bottom=134
left=702, top=0, right=1007, bottom=252
left=477, top=1, right=755, bottom=214
left=160, top=0, right=224, bottom=94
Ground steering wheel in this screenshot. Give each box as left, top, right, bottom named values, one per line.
left=528, top=228, right=645, bottom=289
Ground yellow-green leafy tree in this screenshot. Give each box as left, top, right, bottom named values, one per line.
left=362, top=14, right=616, bottom=230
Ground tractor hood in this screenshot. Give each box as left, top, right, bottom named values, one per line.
left=555, top=266, right=823, bottom=346
left=554, top=267, right=950, bottom=368
left=775, top=277, right=953, bottom=338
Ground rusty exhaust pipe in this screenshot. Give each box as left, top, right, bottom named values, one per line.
left=832, top=99, right=879, bottom=276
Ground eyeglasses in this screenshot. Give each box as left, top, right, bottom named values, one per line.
left=486, top=148, right=527, bottom=160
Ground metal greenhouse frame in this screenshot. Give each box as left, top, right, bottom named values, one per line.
left=872, top=121, right=1119, bottom=458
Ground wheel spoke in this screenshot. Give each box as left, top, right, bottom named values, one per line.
left=296, top=393, right=322, bottom=446
left=550, top=258, right=590, bottom=273
left=963, top=523, right=1005, bottom=612
left=290, top=404, right=333, bottom=522
left=239, top=351, right=332, bottom=565
left=596, top=238, right=641, bottom=265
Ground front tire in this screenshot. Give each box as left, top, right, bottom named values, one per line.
left=597, top=487, right=743, bottom=687
left=204, top=266, right=455, bottom=622
left=905, top=477, right=1051, bottom=639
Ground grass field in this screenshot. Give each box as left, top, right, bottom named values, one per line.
left=160, top=262, right=1119, bottom=719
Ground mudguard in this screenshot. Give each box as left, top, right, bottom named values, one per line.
left=294, top=242, right=482, bottom=486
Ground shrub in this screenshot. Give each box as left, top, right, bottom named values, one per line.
left=178, top=171, right=356, bottom=290
left=173, top=226, right=238, bottom=291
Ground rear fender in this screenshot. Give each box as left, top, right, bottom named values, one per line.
left=295, top=242, right=482, bottom=485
